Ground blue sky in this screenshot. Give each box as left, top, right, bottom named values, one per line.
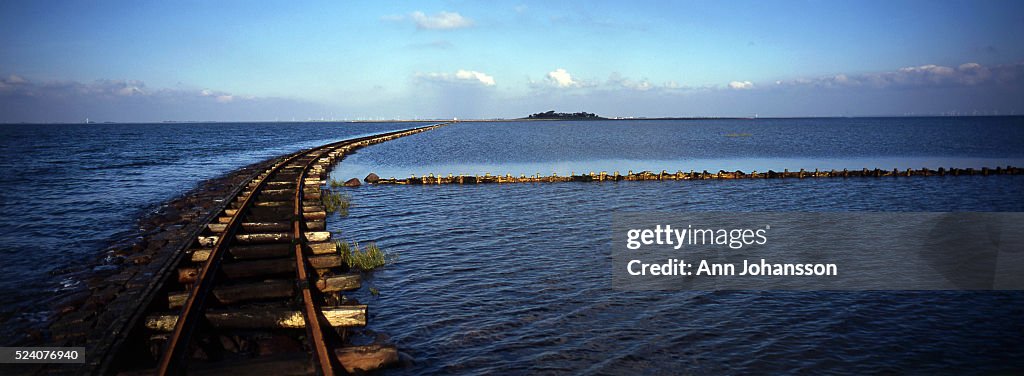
left=1, top=0, right=1022, bottom=121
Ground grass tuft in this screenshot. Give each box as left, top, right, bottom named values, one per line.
left=335, top=240, right=395, bottom=271
left=322, top=189, right=351, bottom=216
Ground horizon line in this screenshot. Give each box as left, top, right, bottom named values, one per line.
left=2, top=114, right=1022, bottom=125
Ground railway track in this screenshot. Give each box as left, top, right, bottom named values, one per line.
left=105, top=124, right=447, bottom=375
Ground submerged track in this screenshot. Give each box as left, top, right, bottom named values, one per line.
left=102, top=124, right=446, bottom=375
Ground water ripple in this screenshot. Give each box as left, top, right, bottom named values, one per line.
left=0, top=121, right=414, bottom=344
left=326, top=119, right=1024, bottom=374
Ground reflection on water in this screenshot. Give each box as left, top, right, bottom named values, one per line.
left=327, top=117, right=1024, bottom=374
left=333, top=117, right=1024, bottom=180
left=330, top=178, right=1024, bottom=375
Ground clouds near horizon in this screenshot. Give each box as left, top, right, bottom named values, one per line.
left=772, top=62, right=1022, bottom=90
left=0, top=75, right=329, bottom=123
left=2, top=60, right=1022, bottom=122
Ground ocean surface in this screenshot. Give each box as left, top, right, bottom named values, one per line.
left=328, top=117, right=1024, bottom=374
left=0, top=121, right=414, bottom=344
left=333, top=117, right=1024, bottom=179
left=1, top=117, right=1023, bottom=373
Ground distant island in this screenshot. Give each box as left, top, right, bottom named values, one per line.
left=525, top=110, right=605, bottom=120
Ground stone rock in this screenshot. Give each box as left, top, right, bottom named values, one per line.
left=219, top=335, right=239, bottom=353
left=364, top=172, right=380, bottom=184
left=344, top=178, right=361, bottom=187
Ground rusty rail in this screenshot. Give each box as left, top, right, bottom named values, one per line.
left=293, top=146, right=336, bottom=376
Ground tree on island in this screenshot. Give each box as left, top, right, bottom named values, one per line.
left=526, top=110, right=604, bottom=120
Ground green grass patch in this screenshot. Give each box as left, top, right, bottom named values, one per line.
left=336, top=240, right=395, bottom=271
left=322, top=189, right=351, bottom=216
left=328, top=179, right=346, bottom=189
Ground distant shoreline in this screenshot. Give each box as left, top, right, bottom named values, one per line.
left=1, top=115, right=1021, bottom=125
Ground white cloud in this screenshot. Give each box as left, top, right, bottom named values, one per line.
left=535, top=72, right=685, bottom=92
left=606, top=73, right=654, bottom=91
left=629, top=81, right=653, bottom=91
left=898, top=64, right=954, bottom=76
left=455, top=70, right=496, bottom=86
left=80, top=79, right=149, bottom=96
left=547, top=68, right=579, bottom=88
left=409, top=11, right=473, bottom=30
left=729, top=81, right=754, bottom=90
left=418, top=69, right=496, bottom=86
left=200, top=88, right=236, bottom=102
left=956, top=62, right=992, bottom=85
left=0, top=74, right=28, bottom=91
